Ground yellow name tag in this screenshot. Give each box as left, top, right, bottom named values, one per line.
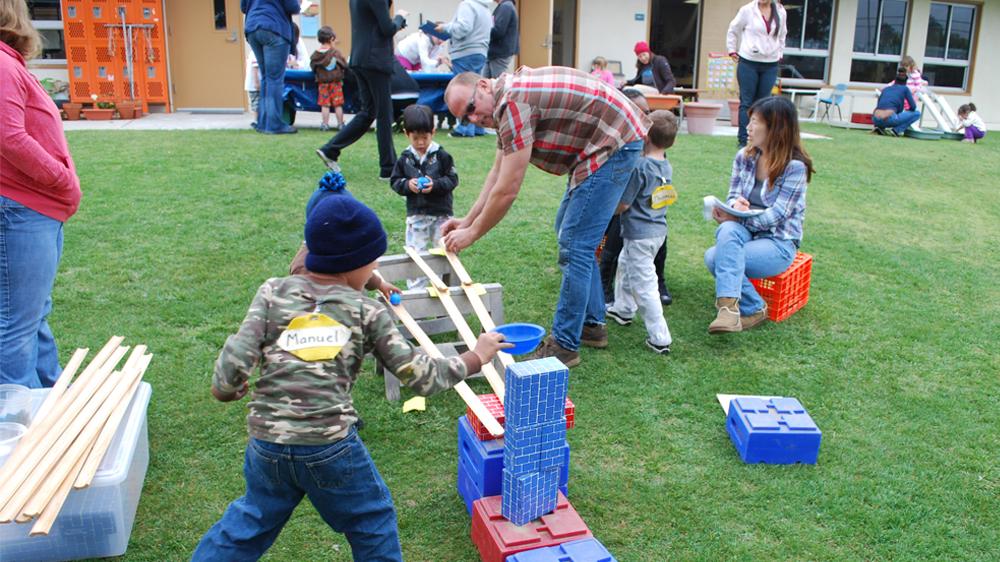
left=277, top=313, right=351, bottom=361
left=651, top=184, right=677, bottom=209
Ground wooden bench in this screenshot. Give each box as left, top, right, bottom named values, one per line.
left=375, top=252, right=505, bottom=401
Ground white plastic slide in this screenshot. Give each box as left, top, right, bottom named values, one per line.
left=919, top=90, right=960, bottom=131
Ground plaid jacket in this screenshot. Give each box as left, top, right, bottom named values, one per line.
left=726, top=149, right=807, bottom=245
left=492, top=66, right=649, bottom=189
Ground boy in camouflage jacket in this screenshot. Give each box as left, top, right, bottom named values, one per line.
left=192, top=194, right=510, bottom=561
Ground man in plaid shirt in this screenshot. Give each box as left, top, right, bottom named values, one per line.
left=441, top=67, right=650, bottom=367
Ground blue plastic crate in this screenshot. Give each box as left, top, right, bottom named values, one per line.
left=726, top=397, right=821, bottom=464
left=457, top=416, right=568, bottom=507
left=505, top=538, right=618, bottom=562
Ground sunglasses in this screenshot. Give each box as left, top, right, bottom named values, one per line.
left=461, top=88, right=479, bottom=124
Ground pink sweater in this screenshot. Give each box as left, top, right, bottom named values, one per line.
left=1, top=42, right=80, bottom=222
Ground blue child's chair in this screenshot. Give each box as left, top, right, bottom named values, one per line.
left=817, top=83, right=847, bottom=122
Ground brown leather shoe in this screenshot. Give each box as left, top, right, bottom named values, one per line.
left=740, top=304, right=769, bottom=331
left=531, top=336, right=581, bottom=368
left=580, top=323, right=608, bottom=349
left=708, top=297, right=742, bottom=334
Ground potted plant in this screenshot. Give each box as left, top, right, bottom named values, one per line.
left=62, top=101, right=83, bottom=120
left=728, top=99, right=740, bottom=127
left=82, top=94, right=115, bottom=120
left=117, top=98, right=137, bottom=119
left=684, top=102, right=723, bottom=135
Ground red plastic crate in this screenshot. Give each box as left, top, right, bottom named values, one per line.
left=750, top=252, right=813, bottom=322
left=851, top=112, right=874, bottom=125
left=471, top=493, right=592, bottom=562
left=466, top=394, right=576, bottom=440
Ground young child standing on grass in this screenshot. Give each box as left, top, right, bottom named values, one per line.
left=390, top=104, right=459, bottom=288
left=310, top=26, right=347, bottom=131
left=605, top=110, right=679, bottom=355
left=956, top=103, right=986, bottom=143
left=191, top=194, right=510, bottom=561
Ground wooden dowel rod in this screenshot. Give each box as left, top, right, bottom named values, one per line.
left=74, top=362, right=146, bottom=488
left=404, top=247, right=506, bottom=400
left=29, top=348, right=89, bottom=430
left=379, top=287, right=503, bottom=437
left=0, top=338, right=124, bottom=492
left=444, top=251, right=515, bottom=369
left=0, top=346, right=129, bottom=521
left=29, top=451, right=89, bottom=536
left=22, top=354, right=147, bottom=517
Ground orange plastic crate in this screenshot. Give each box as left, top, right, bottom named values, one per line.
left=750, top=251, right=812, bottom=322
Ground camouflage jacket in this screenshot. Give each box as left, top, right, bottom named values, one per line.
left=214, top=275, right=476, bottom=445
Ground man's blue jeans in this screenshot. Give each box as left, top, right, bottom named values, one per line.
left=450, top=53, right=487, bottom=137
left=192, top=429, right=401, bottom=561
left=551, top=141, right=642, bottom=351
left=246, top=29, right=291, bottom=133
left=0, top=196, right=63, bottom=388
left=737, top=58, right=779, bottom=145
left=703, top=221, right=796, bottom=316
left=873, top=110, right=921, bottom=135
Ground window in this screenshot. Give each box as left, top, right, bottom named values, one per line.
left=781, top=0, right=836, bottom=83
left=214, top=0, right=228, bottom=30
left=923, top=2, right=976, bottom=89
left=28, top=1, right=65, bottom=62
left=850, top=0, right=909, bottom=83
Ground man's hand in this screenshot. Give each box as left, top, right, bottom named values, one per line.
left=443, top=226, right=479, bottom=253
left=212, top=382, right=249, bottom=402
left=712, top=207, right=739, bottom=224
left=440, top=216, right=467, bottom=237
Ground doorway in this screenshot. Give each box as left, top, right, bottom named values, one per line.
left=518, top=0, right=553, bottom=67
left=649, top=0, right=701, bottom=87
left=552, top=0, right=577, bottom=68
left=165, top=0, right=246, bottom=110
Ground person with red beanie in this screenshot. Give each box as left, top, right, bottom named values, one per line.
left=1, top=0, right=82, bottom=388
left=624, top=40, right=676, bottom=94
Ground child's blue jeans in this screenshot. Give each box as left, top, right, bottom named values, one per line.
left=191, top=428, right=401, bottom=561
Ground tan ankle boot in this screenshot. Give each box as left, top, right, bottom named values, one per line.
left=740, top=304, right=769, bottom=331
left=709, top=297, right=742, bottom=334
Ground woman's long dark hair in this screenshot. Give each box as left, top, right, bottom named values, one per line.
left=764, top=1, right=782, bottom=38
left=746, top=96, right=814, bottom=189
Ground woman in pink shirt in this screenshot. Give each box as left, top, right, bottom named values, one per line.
left=1, top=0, right=82, bottom=388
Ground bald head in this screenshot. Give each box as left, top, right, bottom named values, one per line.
left=445, top=72, right=496, bottom=128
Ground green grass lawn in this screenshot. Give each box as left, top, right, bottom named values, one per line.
left=53, top=123, right=999, bottom=561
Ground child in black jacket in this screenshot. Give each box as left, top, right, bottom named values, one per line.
left=390, top=104, right=459, bottom=288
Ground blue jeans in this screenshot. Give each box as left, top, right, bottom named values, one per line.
left=0, top=197, right=63, bottom=388
left=873, top=110, right=921, bottom=135
left=703, top=221, right=797, bottom=315
left=450, top=54, right=487, bottom=137
left=192, top=429, right=401, bottom=562
left=246, top=29, right=291, bottom=133
left=551, top=141, right=643, bottom=351
left=737, top=58, right=779, bottom=145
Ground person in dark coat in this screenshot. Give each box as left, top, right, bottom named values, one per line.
left=242, top=0, right=300, bottom=134
left=316, top=0, right=407, bottom=179
left=624, top=41, right=676, bottom=94
left=485, top=0, right=518, bottom=78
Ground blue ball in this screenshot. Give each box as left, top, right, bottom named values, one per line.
left=389, top=293, right=402, bottom=306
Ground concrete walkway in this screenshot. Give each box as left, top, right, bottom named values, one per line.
left=63, top=110, right=832, bottom=139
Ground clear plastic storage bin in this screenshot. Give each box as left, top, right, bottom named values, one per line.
left=0, top=382, right=152, bottom=562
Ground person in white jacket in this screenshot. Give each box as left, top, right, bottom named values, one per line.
left=395, top=30, right=448, bottom=72
left=727, top=0, right=787, bottom=147
left=437, top=0, right=492, bottom=136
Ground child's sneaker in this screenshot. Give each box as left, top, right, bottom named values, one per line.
left=645, top=339, right=671, bottom=355
left=605, top=308, right=633, bottom=326
left=319, top=123, right=330, bottom=131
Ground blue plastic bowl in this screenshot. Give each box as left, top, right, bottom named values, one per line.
left=493, top=323, right=546, bottom=355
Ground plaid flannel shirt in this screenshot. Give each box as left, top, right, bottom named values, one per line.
left=726, top=150, right=807, bottom=245
left=492, top=66, right=649, bottom=189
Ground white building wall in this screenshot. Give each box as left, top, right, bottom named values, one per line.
left=829, top=0, right=999, bottom=125
left=577, top=0, right=649, bottom=75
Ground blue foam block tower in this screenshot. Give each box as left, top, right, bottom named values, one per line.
left=501, top=358, right=570, bottom=526
left=457, top=415, right=568, bottom=516
left=505, top=538, right=618, bottom=562
left=726, top=397, right=821, bottom=464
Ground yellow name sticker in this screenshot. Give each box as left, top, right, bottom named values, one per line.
left=277, top=313, right=351, bottom=362
left=651, top=184, right=678, bottom=209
